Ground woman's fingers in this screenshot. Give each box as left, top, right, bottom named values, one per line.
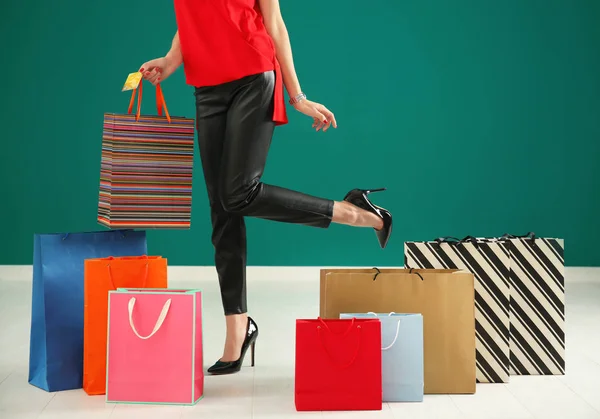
left=139, top=58, right=164, bottom=75
left=296, top=101, right=336, bottom=132
left=147, top=70, right=161, bottom=86
left=319, top=107, right=336, bottom=131
left=142, top=68, right=160, bottom=81
left=313, top=110, right=327, bottom=131
left=312, top=104, right=337, bottom=132
left=326, top=110, right=337, bottom=129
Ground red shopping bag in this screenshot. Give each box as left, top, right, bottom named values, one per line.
left=295, top=317, right=382, bottom=411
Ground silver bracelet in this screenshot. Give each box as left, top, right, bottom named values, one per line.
left=289, top=92, right=306, bottom=105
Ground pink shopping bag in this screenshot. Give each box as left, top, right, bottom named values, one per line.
left=106, top=289, right=203, bottom=405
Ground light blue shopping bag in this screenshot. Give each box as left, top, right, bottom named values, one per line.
left=340, top=312, right=424, bottom=402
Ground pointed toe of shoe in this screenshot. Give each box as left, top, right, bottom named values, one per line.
left=207, top=360, right=239, bottom=375
left=376, top=211, right=393, bottom=249
left=206, top=361, right=221, bottom=374
left=376, top=226, right=392, bottom=249
left=207, top=361, right=220, bottom=373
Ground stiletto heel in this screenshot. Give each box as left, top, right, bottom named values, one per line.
left=343, top=188, right=393, bottom=249
left=363, top=188, right=386, bottom=194
left=207, top=317, right=259, bottom=375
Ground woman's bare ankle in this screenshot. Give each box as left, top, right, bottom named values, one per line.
left=332, top=201, right=357, bottom=226
left=221, top=313, right=248, bottom=362
left=332, top=201, right=382, bottom=229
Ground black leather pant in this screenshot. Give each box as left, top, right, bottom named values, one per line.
left=195, top=71, right=334, bottom=315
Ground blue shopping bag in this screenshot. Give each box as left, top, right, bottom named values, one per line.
left=28, top=230, right=147, bottom=392
left=340, top=312, right=424, bottom=402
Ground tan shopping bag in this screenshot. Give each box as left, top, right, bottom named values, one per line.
left=319, top=268, right=476, bottom=394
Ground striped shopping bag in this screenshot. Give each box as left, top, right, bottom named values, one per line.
left=500, top=233, right=565, bottom=376
left=404, top=237, right=510, bottom=384
left=98, top=116, right=114, bottom=224
left=405, top=233, right=565, bottom=379
left=98, top=81, right=195, bottom=229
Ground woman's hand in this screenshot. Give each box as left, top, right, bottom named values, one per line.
left=293, top=100, right=337, bottom=132
left=139, top=32, right=182, bottom=86
left=139, top=56, right=179, bottom=86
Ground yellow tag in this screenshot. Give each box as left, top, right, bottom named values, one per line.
left=122, top=72, right=143, bottom=91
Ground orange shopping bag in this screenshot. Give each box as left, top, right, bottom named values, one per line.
left=83, top=255, right=167, bottom=395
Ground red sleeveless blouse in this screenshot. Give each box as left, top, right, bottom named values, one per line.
left=173, top=0, right=288, bottom=126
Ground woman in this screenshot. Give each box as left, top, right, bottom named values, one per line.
left=140, top=0, right=392, bottom=375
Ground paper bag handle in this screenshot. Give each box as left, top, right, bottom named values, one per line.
left=367, top=312, right=401, bottom=351
left=61, top=230, right=128, bottom=241
left=106, top=261, right=150, bottom=290
left=128, top=297, right=171, bottom=340
left=317, top=317, right=362, bottom=369
left=371, top=267, right=424, bottom=281
left=501, top=232, right=536, bottom=242
left=435, top=236, right=479, bottom=246
left=127, top=78, right=171, bottom=123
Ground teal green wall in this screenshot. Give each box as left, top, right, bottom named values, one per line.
left=1, top=0, right=598, bottom=266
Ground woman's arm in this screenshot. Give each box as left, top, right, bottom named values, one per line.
left=259, top=0, right=337, bottom=131
left=165, top=31, right=183, bottom=67
left=258, top=1, right=301, bottom=97
left=140, top=31, right=183, bottom=85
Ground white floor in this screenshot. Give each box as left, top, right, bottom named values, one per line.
left=1, top=266, right=599, bottom=419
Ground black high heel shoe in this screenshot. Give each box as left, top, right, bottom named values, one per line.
left=343, top=188, right=393, bottom=249
left=207, top=316, right=258, bottom=375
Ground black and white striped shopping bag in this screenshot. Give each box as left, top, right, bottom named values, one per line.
left=404, top=234, right=565, bottom=380
left=404, top=236, right=510, bottom=384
